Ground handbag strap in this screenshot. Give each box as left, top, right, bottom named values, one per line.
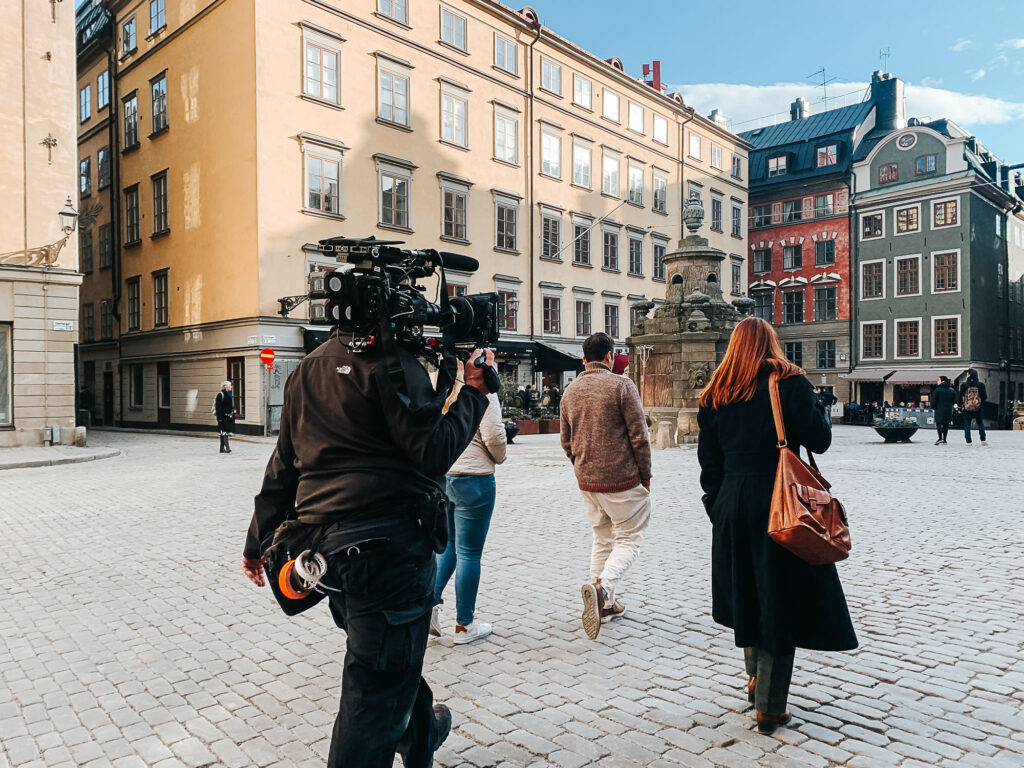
left=768, top=372, right=820, bottom=472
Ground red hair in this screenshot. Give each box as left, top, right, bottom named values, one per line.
left=699, top=317, right=804, bottom=409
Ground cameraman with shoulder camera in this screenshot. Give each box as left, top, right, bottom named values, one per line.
left=241, top=327, right=495, bottom=767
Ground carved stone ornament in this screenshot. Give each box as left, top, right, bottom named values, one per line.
left=684, top=192, right=705, bottom=234
left=0, top=236, right=68, bottom=267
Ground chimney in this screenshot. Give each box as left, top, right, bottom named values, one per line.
left=642, top=61, right=662, bottom=92
left=870, top=72, right=906, bottom=132
left=790, top=97, right=810, bottom=121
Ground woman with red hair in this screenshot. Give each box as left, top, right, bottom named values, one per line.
left=697, top=317, right=857, bottom=733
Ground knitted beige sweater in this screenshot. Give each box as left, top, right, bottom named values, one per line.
left=559, top=361, right=652, bottom=492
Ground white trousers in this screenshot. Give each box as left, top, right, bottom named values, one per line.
left=581, top=485, right=652, bottom=596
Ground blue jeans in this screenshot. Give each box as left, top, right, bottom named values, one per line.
left=434, top=474, right=496, bottom=626
left=963, top=410, right=986, bottom=443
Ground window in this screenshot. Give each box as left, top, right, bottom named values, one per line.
left=653, top=240, right=667, bottom=280
left=933, top=199, right=958, bottom=227
left=304, top=39, right=340, bottom=104
left=817, top=340, right=836, bottom=369
left=753, top=205, right=771, bottom=227
left=122, top=18, right=136, bottom=54
left=153, top=272, right=168, bottom=327
left=97, top=147, right=111, bottom=190
left=573, top=75, right=592, bottom=109
left=541, top=214, right=560, bottom=258
left=540, top=130, right=561, bottom=177
left=732, top=154, right=743, bottom=179
left=653, top=114, right=668, bottom=144
left=711, top=197, right=723, bottom=231
left=711, top=144, right=723, bottom=170
left=575, top=300, right=592, bottom=336
left=602, top=152, right=619, bottom=196
left=602, top=230, right=619, bottom=271
left=80, top=157, right=91, bottom=197
left=497, top=289, right=518, bottom=331
left=573, top=221, right=591, bottom=265
left=494, top=34, right=517, bottom=74
left=768, top=155, right=786, bottom=177
left=442, top=189, right=467, bottom=241
left=379, top=171, right=409, bottom=228
left=934, top=317, right=959, bottom=356
left=494, top=109, right=517, bottom=163
left=878, top=163, right=899, bottom=184
left=896, top=320, right=920, bottom=358
left=862, top=261, right=884, bottom=299
left=896, top=206, right=919, bottom=234
left=79, top=229, right=93, bottom=273
left=783, top=342, right=802, bottom=367
left=753, top=249, right=771, bottom=273
left=541, top=59, right=561, bottom=95
left=628, top=236, right=643, bottom=275
left=628, top=101, right=643, bottom=133
left=628, top=163, right=644, bottom=206
left=815, top=240, right=835, bottom=266
left=227, top=358, right=246, bottom=419
left=653, top=174, right=668, bottom=214
left=782, top=291, right=804, bottom=324
left=377, top=0, right=407, bottom=23
left=124, top=185, right=140, bottom=244
left=542, top=296, right=561, bottom=334
left=732, top=206, right=742, bottom=237
left=440, top=88, right=468, bottom=147
left=495, top=201, right=517, bottom=251
left=731, top=261, right=742, bottom=296
left=572, top=142, right=592, bottom=187
left=688, top=133, right=701, bottom=160
left=896, top=256, right=920, bottom=296
left=123, top=92, right=139, bottom=148
left=98, top=223, right=112, bottom=269
left=813, top=286, right=836, bottom=321
left=782, top=200, right=801, bottom=222
left=861, top=213, right=883, bottom=239
left=933, top=251, right=959, bottom=292
left=783, top=244, right=801, bottom=270
left=149, top=0, right=165, bottom=32
left=604, top=304, right=619, bottom=338
left=152, top=172, right=169, bottom=234
left=100, top=300, right=113, bottom=341
left=97, top=70, right=110, bottom=109
left=815, top=194, right=834, bottom=218
left=377, top=61, right=409, bottom=126
left=753, top=292, right=773, bottom=321
left=862, top=323, right=884, bottom=359
left=602, top=89, right=619, bottom=122
left=916, top=154, right=936, bottom=175
left=127, top=278, right=141, bottom=331
left=306, top=152, right=341, bottom=214
left=817, top=144, right=837, bottom=167
left=81, top=304, right=95, bottom=342
left=440, top=8, right=467, bottom=50
left=130, top=364, right=144, bottom=408
left=80, top=85, right=91, bottom=122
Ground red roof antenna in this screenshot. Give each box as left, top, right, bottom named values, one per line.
left=642, top=61, right=662, bottom=92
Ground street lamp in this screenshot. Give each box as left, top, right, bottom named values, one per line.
left=59, top=197, right=78, bottom=235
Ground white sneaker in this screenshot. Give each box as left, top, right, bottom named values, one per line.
left=981, top=440, right=988, bottom=446
left=453, top=621, right=492, bottom=644
left=429, top=605, right=442, bottom=637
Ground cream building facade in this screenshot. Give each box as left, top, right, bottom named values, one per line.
left=81, top=0, right=748, bottom=433
left=1, top=0, right=82, bottom=446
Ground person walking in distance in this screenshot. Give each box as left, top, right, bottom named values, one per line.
left=931, top=376, right=956, bottom=445
left=215, top=381, right=236, bottom=453
left=959, top=368, right=988, bottom=446
left=697, top=318, right=857, bottom=733
left=430, top=376, right=507, bottom=644
left=560, top=332, right=652, bottom=640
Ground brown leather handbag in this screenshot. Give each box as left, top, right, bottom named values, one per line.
left=767, top=374, right=851, bottom=565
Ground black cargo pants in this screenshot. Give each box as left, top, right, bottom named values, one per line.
left=322, top=517, right=445, bottom=767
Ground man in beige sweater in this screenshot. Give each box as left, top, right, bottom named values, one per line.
left=560, top=332, right=652, bottom=639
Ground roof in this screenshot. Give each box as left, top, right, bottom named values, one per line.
left=739, top=102, right=873, bottom=150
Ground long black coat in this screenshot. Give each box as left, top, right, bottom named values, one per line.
left=697, top=373, right=857, bottom=654
left=215, top=390, right=236, bottom=434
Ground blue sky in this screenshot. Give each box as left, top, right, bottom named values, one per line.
left=527, top=0, right=1024, bottom=161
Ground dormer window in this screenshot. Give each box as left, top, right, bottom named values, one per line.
left=915, top=154, right=936, bottom=175
left=879, top=163, right=899, bottom=184
left=816, top=144, right=837, bottom=167
left=768, top=155, right=787, bottom=177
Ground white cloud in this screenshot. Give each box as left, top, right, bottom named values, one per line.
left=921, top=76, right=943, bottom=88
left=997, top=38, right=1024, bottom=49
left=951, top=38, right=973, bottom=52
left=968, top=68, right=987, bottom=81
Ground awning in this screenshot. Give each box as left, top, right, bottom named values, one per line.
left=536, top=340, right=583, bottom=372
left=838, top=368, right=895, bottom=382
left=887, top=368, right=967, bottom=384
left=494, top=339, right=535, bottom=357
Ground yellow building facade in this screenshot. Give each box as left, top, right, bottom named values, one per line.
left=1, top=0, right=82, bottom=446
left=82, top=0, right=748, bottom=433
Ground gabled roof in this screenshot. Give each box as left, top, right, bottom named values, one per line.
left=739, top=101, right=873, bottom=149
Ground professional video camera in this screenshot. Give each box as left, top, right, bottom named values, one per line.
left=308, top=236, right=500, bottom=366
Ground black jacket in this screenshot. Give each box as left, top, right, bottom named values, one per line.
left=215, top=390, right=236, bottom=432
left=698, top=373, right=857, bottom=654
left=930, top=383, right=956, bottom=415
left=958, top=378, right=987, bottom=410
left=244, top=337, right=488, bottom=558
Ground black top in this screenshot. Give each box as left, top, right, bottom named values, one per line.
left=930, top=383, right=956, bottom=413
left=244, top=337, right=488, bottom=558
left=958, top=378, right=988, bottom=408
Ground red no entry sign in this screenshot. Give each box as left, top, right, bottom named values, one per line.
left=260, top=348, right=276, bottom=369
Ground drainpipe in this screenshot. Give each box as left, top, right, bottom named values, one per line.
left=847, top=176, right=857, bottom=403
left=525, top=19, right=541, bottom=346
left=105, top=15, right=125, bottom=425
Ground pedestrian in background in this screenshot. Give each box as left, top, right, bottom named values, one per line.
left=215, top=381, right=236, bottom=453
left=959, top=368, right=988, bottom=446
left=697, top=317, right=857, bottom=733
left=931, top=376, right=956, bottom=445
left=560, top=332, right=652, bottom=640
left=431, top=378, right=507, bottom=645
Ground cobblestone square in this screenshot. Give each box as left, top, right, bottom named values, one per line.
left=1, top=426, right=1023, bottom=767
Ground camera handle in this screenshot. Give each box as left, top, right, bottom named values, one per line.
left=473, top=352, right=501, bottom=394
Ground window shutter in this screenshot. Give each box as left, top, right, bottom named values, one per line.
left=802, top=196, right=814, bottom=219
left=771, top=202, right=783, bottom=224
left=836, top=189, right=849, bottom=214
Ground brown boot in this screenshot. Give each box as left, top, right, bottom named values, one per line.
left=755, top=710, right=792, bottom=734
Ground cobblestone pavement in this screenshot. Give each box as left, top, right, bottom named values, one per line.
left=1, top=426, right=1023, bottom=768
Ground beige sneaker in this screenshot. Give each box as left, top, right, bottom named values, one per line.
left=580, top=582, right=604, bottom=639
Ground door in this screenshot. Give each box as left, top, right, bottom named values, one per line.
left=103, top=371, right=114, bottom=426
left=157, top=361, right=171, bottom=428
